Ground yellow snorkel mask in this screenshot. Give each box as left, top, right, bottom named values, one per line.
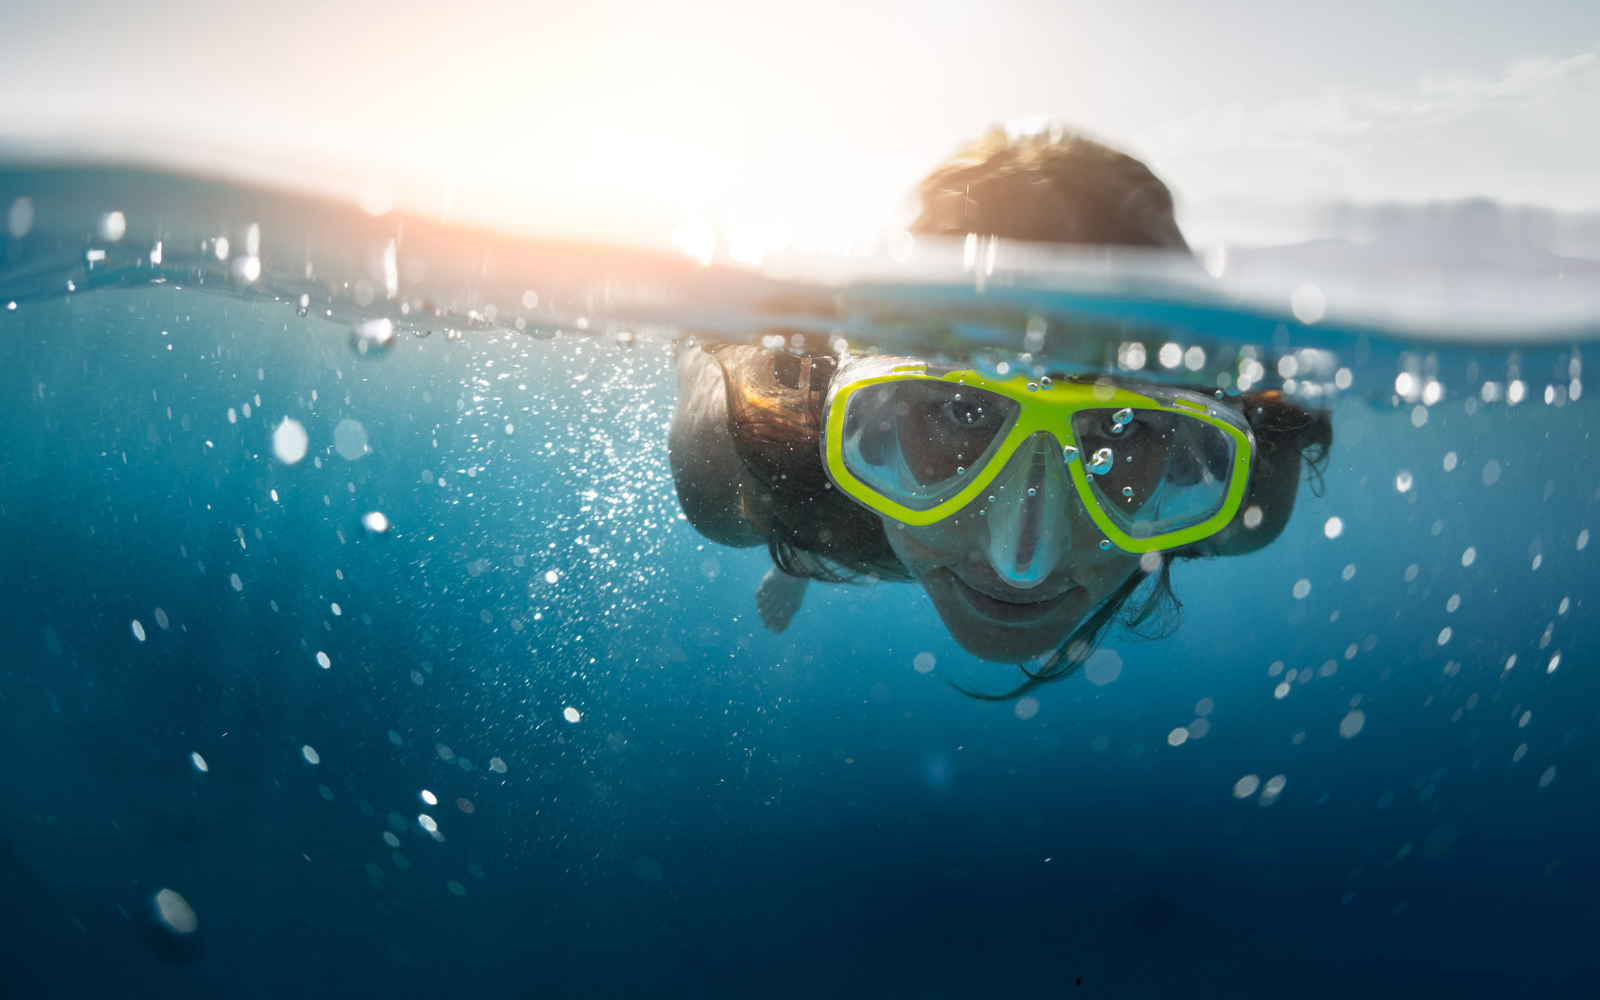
left=821, top=356, right=1255, bottom=556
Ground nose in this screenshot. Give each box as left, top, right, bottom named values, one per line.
left=981, top=433, right=1073, bottom=588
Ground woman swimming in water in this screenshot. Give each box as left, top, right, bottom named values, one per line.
left=669, top=126, right=1331, bottom=696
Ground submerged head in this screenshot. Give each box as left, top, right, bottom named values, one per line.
left=824, top=361, right=1288, bottom=663
left=886, top=404, right=1326, bottom=667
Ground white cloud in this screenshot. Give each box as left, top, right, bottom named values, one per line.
left=1138, top=50, right=1600, bottom=213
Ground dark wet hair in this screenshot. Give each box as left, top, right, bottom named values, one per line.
left=700, top=342, right=911, bottom=584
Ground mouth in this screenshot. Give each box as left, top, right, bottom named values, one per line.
left=948, top=572, right=1073, bottom=625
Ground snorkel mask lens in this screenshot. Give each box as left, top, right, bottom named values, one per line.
left=1070, top=407, right=1238, bottom=541
left=837, top=379, right=1020, bottom=510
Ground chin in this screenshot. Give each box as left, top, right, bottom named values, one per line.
left=943, top=617, right=1075, bottom=663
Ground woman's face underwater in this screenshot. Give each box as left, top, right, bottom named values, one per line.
left=877, top=411, right=1152, bottom=662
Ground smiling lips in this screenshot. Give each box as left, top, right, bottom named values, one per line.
left=949, top=573, right=1072, bottom=624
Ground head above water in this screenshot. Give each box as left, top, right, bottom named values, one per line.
left=911, top=125, right=1189, bottom=250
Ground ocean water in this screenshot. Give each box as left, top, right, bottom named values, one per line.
left=1, top=168, right=1596, bottom=999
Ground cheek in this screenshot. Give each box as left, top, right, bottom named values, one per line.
left=1074, top=555, right=1141, bottom=602
left=882, top=518, right=983, bottom=569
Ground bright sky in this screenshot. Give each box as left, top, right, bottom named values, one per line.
left=3, top=0, right=1598, bottom=248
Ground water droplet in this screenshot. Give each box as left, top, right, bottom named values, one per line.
left=302, top=745, right=320, bottom=765
left=1027, top=488, right=1037, bottom=497
left=1122, top=486, right=1134, bottom=497
left=1027, top=382, right=1038, bottom=392
left=131, top=620, right=146, bottom=642
left=1113, top=407, right=1133, bottom=425
left=1062, top=445, right=1079, bottom=462
left=334, top=420, right=369, bottom=461
left=273, top=418, right=309, bottom=465
left=154, top=889, right=197, bottom=934
left=956, top=466, right=965, bottom=475
left=1089, top=447, right=1114, bottom=475
left=1098, top=539, right=1112, bottom=550
left=563, top=706, right=581, bottom=723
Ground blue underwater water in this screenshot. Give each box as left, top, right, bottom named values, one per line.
left=1, top=171, right=1597, bottom=999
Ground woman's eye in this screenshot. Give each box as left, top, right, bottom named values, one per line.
left=1102, top=415, right=1143, bottom=437
left=938, top=401, right=990, bottom=427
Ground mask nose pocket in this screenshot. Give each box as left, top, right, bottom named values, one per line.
left=982, top=433, right=1073, bottom=589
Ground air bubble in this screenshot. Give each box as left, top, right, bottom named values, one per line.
left=1027, top=488, right=1037, bottom=497
left=1122, top=487, right=1133, bottom=497
left=154, top=889, right=197, bottom=935
left=1098, top=540, right=1112, bottom=550
left=1089, top=447, right=1114, bottom=475
left=1062, top=446, right=1079, bottom=462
